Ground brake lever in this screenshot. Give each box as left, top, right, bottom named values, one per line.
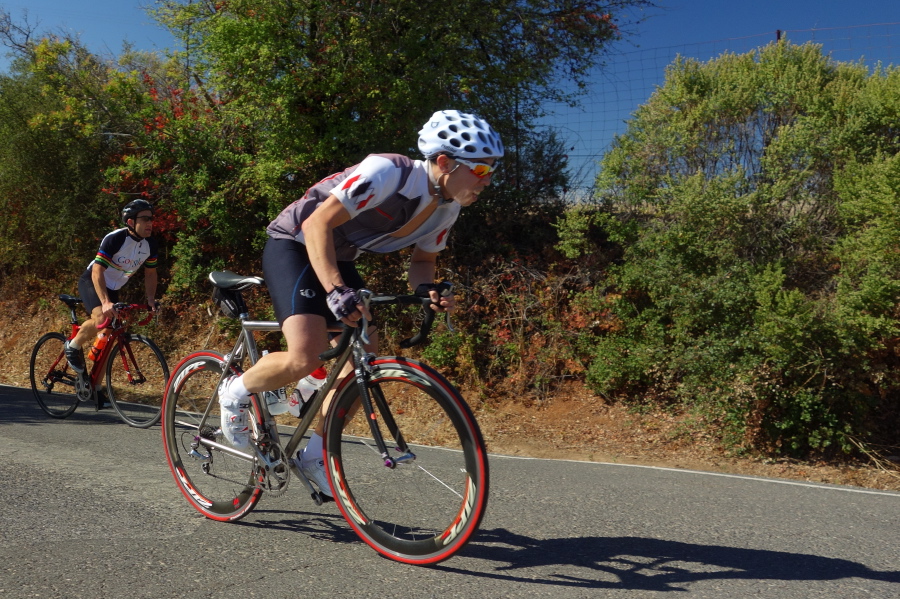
left=437, top=282, right=455, bottom=333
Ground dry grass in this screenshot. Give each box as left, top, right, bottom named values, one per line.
left=3, top=294, right=898, bottom=492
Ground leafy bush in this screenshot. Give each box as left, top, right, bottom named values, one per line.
left=580, top=41, right=900, bottom=456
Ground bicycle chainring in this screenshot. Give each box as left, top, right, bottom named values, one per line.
left=254, top=442, right=291, bottom=497
left=75, top=373, right=93, bottom=402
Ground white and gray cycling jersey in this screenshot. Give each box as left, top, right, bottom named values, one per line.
left=266, top=154, right=460, bottom=261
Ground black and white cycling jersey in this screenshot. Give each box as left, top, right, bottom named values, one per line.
left=87, top=228, right=158, bottom=290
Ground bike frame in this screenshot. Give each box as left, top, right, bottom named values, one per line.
left=165, top=275, right=488, bottom=564
left=192, top=288, right=440, bottom=500
left=194, top=311, right=359, bottom=499
left=62, top=301, right=155, bottom=392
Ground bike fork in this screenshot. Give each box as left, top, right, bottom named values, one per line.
left=118, top=344, right=147, bottom=385
left=355, top=369, right=416, bottom=468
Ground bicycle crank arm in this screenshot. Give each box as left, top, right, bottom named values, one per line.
left=289, top=460, right=329, bottom=506
left=252, top=445, right=284, bottom=472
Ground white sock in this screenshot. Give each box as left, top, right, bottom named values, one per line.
left=302, top=432, right=323, bottom=465
left=226, top=375, right=250, bottom=399
left=68, top=340, right=81, bottom=350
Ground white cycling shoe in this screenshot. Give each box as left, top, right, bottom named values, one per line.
left=293, top=452, right=333, bottom=498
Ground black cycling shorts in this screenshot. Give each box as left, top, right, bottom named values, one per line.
left=78, top=267, right=119, bottom=315
left=262, top=237, right=366, bottom=327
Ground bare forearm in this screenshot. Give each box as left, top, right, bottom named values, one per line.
left=302, top=196, right=352, bottom=291
left=91, top=264, right=110, bottom=304
left=144, top=268, right=158, bottom=302
left=305, top=225, right=343, bottom=291
left=407, top=258, right=437, bottom=290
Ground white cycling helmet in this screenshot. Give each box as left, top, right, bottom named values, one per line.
left=418, top=110, right=504, bottom=160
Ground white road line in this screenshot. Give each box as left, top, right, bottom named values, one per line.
left=491, top=452, right=900, bottom=497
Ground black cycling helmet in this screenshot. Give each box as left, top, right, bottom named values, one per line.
left=122, top=199, right=154, bottom=226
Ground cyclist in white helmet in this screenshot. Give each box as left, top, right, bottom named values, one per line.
left=217, top=109, right=503, bottom=496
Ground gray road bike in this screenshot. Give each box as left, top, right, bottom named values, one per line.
left=161, top=271, right=489, bottom=565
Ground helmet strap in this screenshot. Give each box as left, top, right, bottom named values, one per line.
left=426, top=159, right=443, bottom=197
left=428, top=156, right=457, bottom=203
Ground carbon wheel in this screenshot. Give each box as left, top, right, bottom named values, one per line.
left=161, top=351, right=263, bottom=521
left=324, top=357, right=489, bottom=565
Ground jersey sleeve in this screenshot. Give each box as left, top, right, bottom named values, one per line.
left=414, top=225, right=452, bottom=254
left=330, top=155, right=402, bottom=219
left=93, top=229, right=127, bottom=269
left=143, top=237, right=159, bottom=269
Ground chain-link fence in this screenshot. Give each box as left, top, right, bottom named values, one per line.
left=543, top=22, right=900, bottom=199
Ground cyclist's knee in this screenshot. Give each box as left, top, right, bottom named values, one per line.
left=78, top=319, right=98, bottom=337
left=283, top=351, right=323, bottom=381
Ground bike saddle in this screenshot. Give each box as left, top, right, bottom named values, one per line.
left=58, top=294, right=84, bottom=309
left=208, top=271, right=265, bottom=290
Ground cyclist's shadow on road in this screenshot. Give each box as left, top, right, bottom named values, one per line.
left=238, top=508, right=363, bottom=546
left=438, top=528, right=900, bottom=591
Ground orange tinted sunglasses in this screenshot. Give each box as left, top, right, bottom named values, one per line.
left=453, top=157, right=498, bottom=178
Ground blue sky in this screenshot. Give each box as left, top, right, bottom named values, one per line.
left=552, top=0, right=900, bottom=191
left=1, top=0, right=895, bottom=67
left=0, top=1, right=172, bottom=69
left=1, top=0, right=898, bottom=189
left=630, top=0, right=897, bottom=44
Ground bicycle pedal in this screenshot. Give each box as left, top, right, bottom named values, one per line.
left=311, top=491, right=334, bottom=505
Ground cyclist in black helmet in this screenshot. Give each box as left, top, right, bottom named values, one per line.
left=64, top=199, right=160, bottom=377
left=216, top=109, right=503, bottom=496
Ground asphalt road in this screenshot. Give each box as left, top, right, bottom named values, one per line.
left=1, top=383, right=898, bottom=598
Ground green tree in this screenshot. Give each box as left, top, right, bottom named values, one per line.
left=1, top=1, right=651, bottom=288
left=142, top=0, right=650, bottom=282
left=0, top=35, right=130, bottom=279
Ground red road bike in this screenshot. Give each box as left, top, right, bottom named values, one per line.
left=29, top=294, right=169, bottom=428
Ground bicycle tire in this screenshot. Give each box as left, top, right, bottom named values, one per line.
left=323, top=357, right=489, bottom=565
left=161, top=351, right=263, bottom=521
left=30, top=332, right=79, bottom=418
left=106, top=334, right=170, bottom=428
